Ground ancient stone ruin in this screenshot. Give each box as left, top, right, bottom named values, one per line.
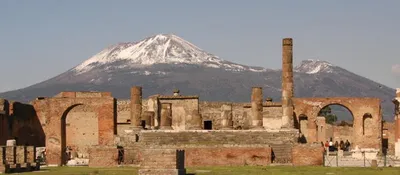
left=0, top=38, right=399, bottom=173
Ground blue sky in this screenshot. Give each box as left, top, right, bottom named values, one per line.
left=0, top=0, right=399, bottom=92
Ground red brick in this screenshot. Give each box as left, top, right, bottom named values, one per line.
left=292, top=144, right=324, bottom=166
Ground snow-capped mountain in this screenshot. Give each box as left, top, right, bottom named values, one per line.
left=295, top=59, right=335, bottom=74
left=0, top=34, right=396, bottom=121
left=73, top=34, right=265, bottom=75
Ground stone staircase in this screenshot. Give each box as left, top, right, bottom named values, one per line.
left=270, top=144, right=293, bottom=164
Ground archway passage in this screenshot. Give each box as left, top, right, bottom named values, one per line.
left=293, top=97, right=382, bottom=150
left=318, top=104, right=354, bottom=151
left=61, top=104, right=99, bottom=165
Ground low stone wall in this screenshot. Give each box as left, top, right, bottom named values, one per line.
left=139, top=130, right=298, bottom=146
left=88, top=146, right=118, bottom=167
left=292, top=144, right=324, bottom=166
left=185, top=147, right=271, bottom=166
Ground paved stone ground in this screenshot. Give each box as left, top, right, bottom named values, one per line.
left=324, top=155, right=400, bottom=167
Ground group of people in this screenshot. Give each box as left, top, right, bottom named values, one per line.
left=322, top=138, right=351, bottom=152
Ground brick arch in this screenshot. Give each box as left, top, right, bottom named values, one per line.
left=316, top=103, right=354, bottom=122
left=293, top=97, right=382, bottom=150
left=61, top=103, right=84, bottom=165
left=33, top=96, right=115, bottom=166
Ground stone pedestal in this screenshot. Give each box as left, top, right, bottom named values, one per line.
left=281, top=38, right=294, bottom=129
left=130, top=86, right=142, bottom=129
left=220, top=104, right=233, bottom=130
left=250, top=87, right=263, bottom=129
left=160, top=103, right=173, bottom=130
left=138, top=149, right=186, bottom=175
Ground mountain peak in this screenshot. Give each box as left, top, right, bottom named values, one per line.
left=73, top=33, right=223, bottom=74
left=73, top=34, right=265, bottom=74
left=295, top=59, right=336, bottom=74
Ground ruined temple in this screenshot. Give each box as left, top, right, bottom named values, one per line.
left=0, top=38, right=398, bottom=171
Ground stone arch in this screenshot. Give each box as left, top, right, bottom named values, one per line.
left=61, top=104, right=83, bottom=165
left=316, top=103, right=354, bottom=145
left=61, top=103, right=99, bottom=165
left=317, top=103, right=355, bottom=123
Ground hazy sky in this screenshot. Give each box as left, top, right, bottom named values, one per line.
left=1, top=0, right=399, bottom=92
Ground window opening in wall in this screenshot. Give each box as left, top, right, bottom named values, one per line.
left=362, top=113, right=372, bottom=135
left=204, top=121, right=212, bottom=130
left=141, top=120, right=146, bottom=129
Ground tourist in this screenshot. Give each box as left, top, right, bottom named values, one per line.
left=329, top=138, right=334, bottom=152
left=339, top=140, right=345, bottom=151
left=334, top=141, right=339, bottom=151
left=345, top=140, right=351, bottom=151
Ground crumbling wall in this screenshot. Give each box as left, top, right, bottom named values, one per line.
left=0, top=99, right=45, bottom=147
left=199, top=102, right=250, bottom=130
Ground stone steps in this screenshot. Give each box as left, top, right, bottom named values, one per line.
left=270, top=144, right=292, bottom=164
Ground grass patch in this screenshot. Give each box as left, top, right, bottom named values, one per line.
left=22, top=166, right=400, bottom=175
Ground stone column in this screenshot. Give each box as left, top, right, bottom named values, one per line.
left=281, top=38, right=294, bottom=128
left=251, top=87, right=263, bottom=129
left=316, top=116, right=326, bottom=143
left=160, top=103, right=173, bottom=130
left=221, top=104, right=233, bottom=130
left=394, top=88, right=400, bottom=157
left=130, top=86, right=142, bottom=129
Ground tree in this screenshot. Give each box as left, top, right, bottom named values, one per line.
left=318, top=106, right=337, bottom=124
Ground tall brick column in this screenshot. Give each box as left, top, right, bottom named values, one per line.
left=281, top=38, right=294, bottom=128
left=221, top=104, right=233, bottom=130
left=130, top=86, right=142, bottom=129
left=251, top=87, right=263, bottom=129
left=394, top=88, right=400, bottom=157
left=160, top=103, right=173, bottom=130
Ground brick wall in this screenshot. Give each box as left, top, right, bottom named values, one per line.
left=88, top=146, right=118, bottom=167
left=185, top=147, right=271, bottom=166
left=292, top=144, right=324, bottom=166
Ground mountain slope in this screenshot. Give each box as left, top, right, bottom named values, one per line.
left=0, top=34, right=396, bottom=121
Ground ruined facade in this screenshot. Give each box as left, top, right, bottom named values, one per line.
left=0, top=38, right=398, bottom=169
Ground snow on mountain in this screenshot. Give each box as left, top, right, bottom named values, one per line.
left=295, top=59, right=336, bottom=74
left=73, top=34, right=266, bottom=74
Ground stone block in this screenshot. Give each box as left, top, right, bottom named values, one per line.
left=26, top=146, right=35, bottom=163
left=292, top=144, right=324, bottom=166
left=15, top=146, right=25, bottom=164
left=5, top=146, right=16, bottom=165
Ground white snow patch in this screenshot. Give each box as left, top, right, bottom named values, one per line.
left=72, top=34, right=266, bottom=74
